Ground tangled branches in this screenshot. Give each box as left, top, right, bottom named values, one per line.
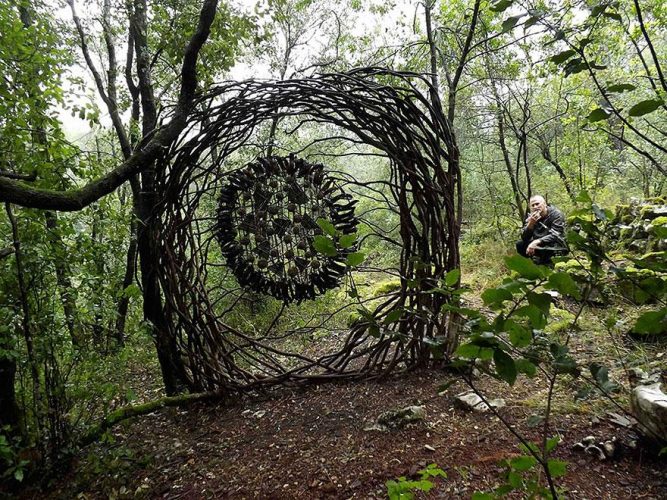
left=154, top=68, right=461, bottom=393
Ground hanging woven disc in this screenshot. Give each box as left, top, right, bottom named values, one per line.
left=216, top=155, right=358, bottom=303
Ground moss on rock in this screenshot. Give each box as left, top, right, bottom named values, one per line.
left=371, top=279, right=402, bottom=297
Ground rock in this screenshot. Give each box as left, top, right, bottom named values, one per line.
left=454, top=391, right=505, bottom=412
left=585, top=444, right=607, bottom=460
left=581, top=435, right=596, bottom=445
left=631, top=382, right=667, bottom=441
left=363, top=423, right=387, bottom=432
left=369, top=405, right=426, bottom=430
left=641, top=205, right=667, bottom=220
left=602, top=438, right=618, bottom=459
left=606, top=411, right=634, bottom=428
left=573, top=435, right=619, bottom=460
left=629, top=368, right=661, bottom=387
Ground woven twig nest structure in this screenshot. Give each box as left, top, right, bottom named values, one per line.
left=155, top=68, right=461, bottom=392
left=216, top=155, right=358, bottom=303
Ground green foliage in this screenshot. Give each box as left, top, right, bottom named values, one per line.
left=386, top=463, right=447, bottom=500
left=0, top=428, right=29, bottom=482
left=474, top=440, right=565, bottom=499
left=632, top=307, right=667, bottom=336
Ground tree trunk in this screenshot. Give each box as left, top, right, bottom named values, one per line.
left=44, top=211, right=83, bottom=347
left=114, top=217, right=137, bottom=347
left=540, top=144, right=575, bottom=200
left=135, top=189, right=188, bottom=395
left=5, top=203, right=42, bottom=436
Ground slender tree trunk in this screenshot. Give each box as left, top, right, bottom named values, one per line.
left=90, top=209, right=106, bottom=348
left=44, top=211, right=83, bottom=347
left=131, top=0, right=188, bottom=394
left=5, top=203, right=42, bottom=436
left=135, top=190, right=187, bottom=394
left=540, top=144, right=575, bottom=200
left=489, top=78, right=524, bottom=219
left=114, top=217, right=137, bottom=347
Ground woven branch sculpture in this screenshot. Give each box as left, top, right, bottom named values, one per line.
left=155, top=68, right=461, bottom=392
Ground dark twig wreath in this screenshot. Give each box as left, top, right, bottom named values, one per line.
left=216, top=155, right=358, bottom=303
left=154, top=68, right=461, bottom=393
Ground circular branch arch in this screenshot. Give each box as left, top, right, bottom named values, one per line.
left=155, top=68, right=461, bottom=392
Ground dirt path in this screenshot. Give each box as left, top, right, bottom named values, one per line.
left=29, top=369, right=666, bottom=499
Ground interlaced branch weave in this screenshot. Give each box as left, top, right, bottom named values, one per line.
left=216, top=155, right=358, bottom=303
left=155, top=68, right=461, bottom=392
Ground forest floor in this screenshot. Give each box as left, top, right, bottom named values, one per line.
left=13, top=298, right=667, bottom=499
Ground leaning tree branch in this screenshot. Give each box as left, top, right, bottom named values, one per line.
left=633, top=0, right=667, bottom=94
left=0, top=0, right=219, bottom=211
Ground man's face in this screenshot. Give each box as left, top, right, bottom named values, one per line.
left=530, top=197, right=547, bottom=217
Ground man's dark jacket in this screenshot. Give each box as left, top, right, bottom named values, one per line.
left=521, top=205, right=566, bottom=250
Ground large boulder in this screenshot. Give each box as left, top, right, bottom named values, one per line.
left=630, top=382, right=667, bottom=442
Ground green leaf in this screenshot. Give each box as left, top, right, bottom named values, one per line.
left=632, top=308, right=667, bottom=335
left=587, top=108, right=611, bottom=122
left=551, top=343, right=580, bottom=376
left=339, top=233, right=357, bottom=248
left=590, top=4, right=607, bottom=17
left=445, top=268, right=461, bottom=287
left=384, top=308, right=403, bottom=324
left=490, top=0, right=513, bottom=12
left=606, top=83, right=636, bottom=93
left=563, top=58, right=588, bottom=76
left=316, top=217, right=337, bottom=236
left=456, top=343, right=494, bottom=360
left=547, top=459, right=567, bottom=478
left=548, top=272, right=582, bottom=299
left=515, top=358, right=537, bottom=377
left=505, top=255, right=547, bottom=280
left=481, top=287, right=514, bottom=306
left=575, top=190, right=593, bottom=204
left=519, top=441, right=540, bottom=455
left=602, top=11, right=622, bottom=22
left=472, top=493, right=494, bottom=500
left=419, top=463, right=447, bottom=479
left=508, top=471, right=523, bottom=488
left=510, top=455, right=536, bottom=471
left=527, top=291, right=552, bottom=314
left=550, top=49, right=576, bottom=65
left=313, top=235, right=337, bottom=257
left=628, top=99, right=664, bottom=117
left=502, top=15, right=523, bottom=32
left=515, top=305, right=547, bottom=329
left=507, top=320, right=532, bottom=348
left=345, top=251, right=365, bottom=267
left=494, top=349, right=517, bottom=385
left=524, top=15, right=540, bottom=28
left=546, top=436, right=560, bottom=454
left=14, top=468, right=23, bottom=482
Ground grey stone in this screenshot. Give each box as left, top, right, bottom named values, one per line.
left=630, top=382, right=667, bottom=441
left=366, top=405, right=426, bottom=431
left=454, top=391, right=505, bottom=412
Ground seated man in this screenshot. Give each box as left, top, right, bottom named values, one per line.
left=516, top=195, right=567, bottom=265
